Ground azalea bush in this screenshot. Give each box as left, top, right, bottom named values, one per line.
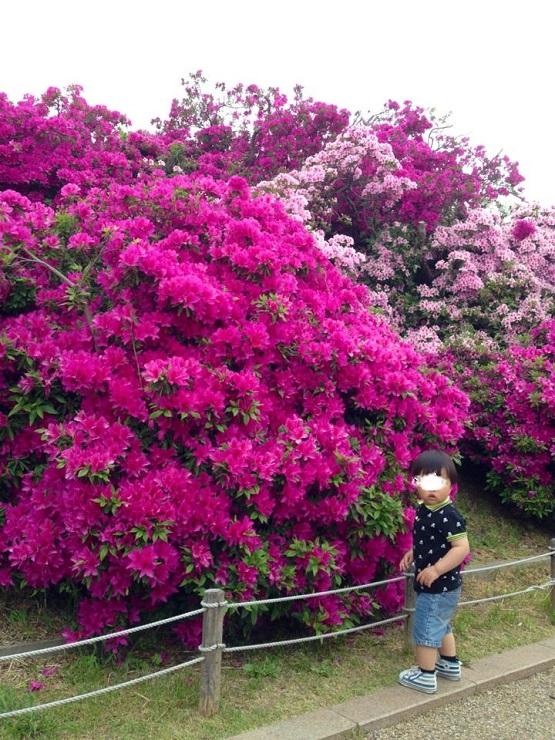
left=437, top=321, right=555, bottom=518
left=0, top=174, right=469, bottom=642
left=0, top=74, right=349, bottom=207
left=152, top=70, right=350, bottom=183
left=367, top=204, right=555, bottom=515
left=367, top=100, right=524, bottom=229
left=255, top=103, right=527, bottom=318
left=254, top=98, right=555, bottom=518
left=0, top=86, right=154, bottom=201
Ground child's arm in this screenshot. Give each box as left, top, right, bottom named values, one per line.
left=415, top=536, right=470, bottom=588
left=399, top=549, right=414, bottom=572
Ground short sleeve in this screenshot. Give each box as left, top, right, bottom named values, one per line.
left=439, top=506, right=467, bottom=542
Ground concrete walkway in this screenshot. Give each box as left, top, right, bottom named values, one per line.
left=228, top=636, right=555, bottom=739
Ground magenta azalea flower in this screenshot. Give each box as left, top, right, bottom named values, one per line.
left=512, top=218, right=536, bottom=241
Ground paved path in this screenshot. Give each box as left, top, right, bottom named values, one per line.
left=228, top=637, right=555, bottom=739
left=367, top=667, right=555, bottom=739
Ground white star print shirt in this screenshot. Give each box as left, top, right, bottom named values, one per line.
left=413, top=498, right=467, bottom=594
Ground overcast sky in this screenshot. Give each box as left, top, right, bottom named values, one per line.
left=2, top=0, right=553, bottom=205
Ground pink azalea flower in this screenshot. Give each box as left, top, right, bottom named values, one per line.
left=40, top=666, right=60, bottom=676
left=125, top=546, right=158, bottom=580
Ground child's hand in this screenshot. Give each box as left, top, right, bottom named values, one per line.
left=399, top=550, right=414, bottom=571
left=416, top=565, right=440, bottom=588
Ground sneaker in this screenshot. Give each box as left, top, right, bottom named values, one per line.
left=435, top=657, right=462, bottom=681
left=398, top=667, right=437, bottom=693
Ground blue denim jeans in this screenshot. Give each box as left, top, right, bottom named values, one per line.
left=413, top=587, right=462, bottom=648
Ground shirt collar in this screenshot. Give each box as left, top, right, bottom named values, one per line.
left=422, top=497, right=451, bottom=511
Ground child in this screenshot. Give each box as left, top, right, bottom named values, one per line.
left=398, top=449, right=470, bottom=694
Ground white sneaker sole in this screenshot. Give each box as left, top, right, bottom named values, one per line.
left=398, top=676, right=437, bottom=693
left=437, top=673, right=461, bottom=681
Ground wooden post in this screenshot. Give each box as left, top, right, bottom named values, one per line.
left=550, top=538, right=555, bottom=612
left=199, top=588, right=226, bottom=717
left=403, top=568, right=415, bottom=651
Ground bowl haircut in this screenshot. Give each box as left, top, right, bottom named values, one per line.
left=410, top=449, right=458, bottom=485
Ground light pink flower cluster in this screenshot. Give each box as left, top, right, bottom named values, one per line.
left=257, top=129, right=415, bottom=275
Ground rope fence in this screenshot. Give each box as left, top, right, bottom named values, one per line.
left=463, top=551, right=551, bottom=574
left=460, top=581, right=554, bottom=607
left=226, top=574, right=406, bottom=609
left=1, top=540, right=554, bottom=720
left=223, top=614, right=407, bottom=654
left=0, top=607, right=206, bottom=663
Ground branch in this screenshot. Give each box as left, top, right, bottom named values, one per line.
left=20, top=246, right=77, bottom=287
left=18, top=246, right=98, bottom=351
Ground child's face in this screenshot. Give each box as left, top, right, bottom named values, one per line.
left=411, top=469, right=452, bottom=505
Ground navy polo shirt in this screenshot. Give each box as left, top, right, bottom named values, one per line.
left=413, top=498, right=467, bottom=594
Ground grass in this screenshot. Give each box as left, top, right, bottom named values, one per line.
left=0, top=467, right=554, bottom=739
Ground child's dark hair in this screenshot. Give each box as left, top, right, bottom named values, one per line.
left=410, top=449, right=458, bottom=485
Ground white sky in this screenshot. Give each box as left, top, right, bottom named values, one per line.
left=2, top=0, right=553, bottom=205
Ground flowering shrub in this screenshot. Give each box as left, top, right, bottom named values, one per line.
left=0, top=175, right=469, bottom=641
left=365, top=204, right=555, bottom=352
left=363, top=203, right=555, bottom=518
left=256, top=103, right=524, bottom=293
left=252, top=105, right=555, bottom=519
left=424, top=206, right=555, bottom=344
left=152, top=71, right=350, bottom=183
left=371, top=204, right=555, bottom=517
left=256, top=127, right=416, bottom=276
left=0, top=86, right=163, bottom=201
left=369, top=101, right=524, bottom=229
left=0, top=74, right=350, bottom=205
left=437, top=320, right=555, bottom=518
